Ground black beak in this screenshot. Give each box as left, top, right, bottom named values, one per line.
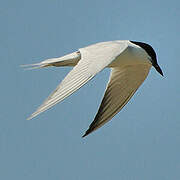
left=154, top=64, right=163, bottom=76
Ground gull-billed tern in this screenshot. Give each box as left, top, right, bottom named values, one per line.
left=24, top=40, right=163, bottom=137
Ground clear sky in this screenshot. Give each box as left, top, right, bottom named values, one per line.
left=1, top=0, right=180, bottom=179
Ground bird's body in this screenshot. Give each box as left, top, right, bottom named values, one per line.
left=24, top=40, right=163, bottom=137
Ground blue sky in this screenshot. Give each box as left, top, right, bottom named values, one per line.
left=1, top=0, right=180, bottom=179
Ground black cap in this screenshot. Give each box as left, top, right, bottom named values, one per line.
left=130, top=41, right=163, bottom=76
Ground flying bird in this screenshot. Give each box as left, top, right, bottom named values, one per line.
left=24, top=40, right=163, bottom=137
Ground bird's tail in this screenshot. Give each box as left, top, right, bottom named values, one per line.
left=21, top=51, right=81, bottom=70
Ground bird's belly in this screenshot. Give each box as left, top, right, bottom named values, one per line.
left=108, top=47, right=152, bottom=68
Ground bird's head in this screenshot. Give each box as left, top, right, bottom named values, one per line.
left=130, top=41, right=163, bottom=76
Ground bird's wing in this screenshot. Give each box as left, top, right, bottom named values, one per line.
left=27, top=41, right=128, bottom=120
left=83, top=64, right=151, bottom=137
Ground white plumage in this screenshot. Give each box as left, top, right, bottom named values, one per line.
left=24, top=40, right=162, bottom=137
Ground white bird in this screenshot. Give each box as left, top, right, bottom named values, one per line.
left=24, top=40, right=163, bottom=137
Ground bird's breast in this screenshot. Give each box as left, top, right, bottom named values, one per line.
left=108, top=45, right=152, bottom=68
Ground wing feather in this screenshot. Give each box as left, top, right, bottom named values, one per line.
left=27, top=41, right=128, bottom=120
left=83, top=64, right=151, bottom=137
left=27, top=59, right=93, bottom=120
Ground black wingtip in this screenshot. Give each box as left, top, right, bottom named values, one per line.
left=82, top=130, right=90, bottom=138
left=82, top=118, right=100, bottom=137
left=82, top=133, right=87, bottom=138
